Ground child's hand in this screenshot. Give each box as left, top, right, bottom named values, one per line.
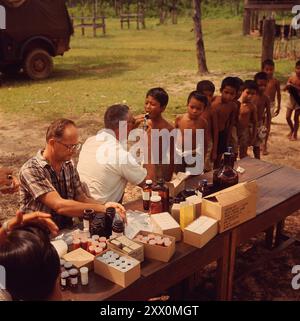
left=134, top=114, right=146, bottom=126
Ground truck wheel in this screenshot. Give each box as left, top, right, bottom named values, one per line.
left=24, top=49, right=53, bottom=80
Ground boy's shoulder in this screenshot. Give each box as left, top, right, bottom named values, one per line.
left=162, top=117, right=175, bottom=130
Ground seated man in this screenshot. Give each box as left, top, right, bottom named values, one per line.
left=77, top=104, right=148, bottom=203
left=19, top=118, right=125, bottom=230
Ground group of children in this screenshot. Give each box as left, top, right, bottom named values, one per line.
left=141, top=59, right=299, bottom=174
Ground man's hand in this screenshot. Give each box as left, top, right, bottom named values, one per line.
left=105, top=202, right=127, bottom=223
left=0, top=211, right=59, bottom=244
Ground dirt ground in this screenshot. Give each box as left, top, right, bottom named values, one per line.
left=0, top=90, right=300, bottom=301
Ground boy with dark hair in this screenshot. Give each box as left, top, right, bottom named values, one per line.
left=196, top=80, right=218, bottom=171
left=237, top=80, right=258, bottom=159
left=262, top=59, right=281, bottom=154
left=284, top=60, right=300, bottom=141
left=253, top=72, right=271, bottom=159
left=144, top=87, right=174, bottom=181
left=175, top=91, right=208, bottom=174
left=229, top=77, right=244, bottom=160
left=211, top=77, right=239, bottom=168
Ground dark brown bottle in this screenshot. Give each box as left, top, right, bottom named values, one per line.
left=214, top=152, right=239, bottom=190
left=198, top=179, right=210, bottom=197
left=142, top=179, right=153, bottom=211
left=112, top=213, right=124, bottom=237
left=152, top=178, right=170, bottom=212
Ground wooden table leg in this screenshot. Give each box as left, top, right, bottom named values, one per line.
left=227, top=229, right=238, bottom=301
left=275, top=219, right=285, bottom=247
left=265, top=226, right=275, bottom=249
left=216, top=233, right=230, bottom=300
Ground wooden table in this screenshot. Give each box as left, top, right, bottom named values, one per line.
left=62, top=157, right=300, bottom=301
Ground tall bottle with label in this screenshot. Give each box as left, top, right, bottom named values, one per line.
left=152, top=178, right=170, bottom=212
left=112, top=213, right=124, bottom=237
left=214, top=152, right=239, bottom=190
left=142, top=179, right=153, bottom=211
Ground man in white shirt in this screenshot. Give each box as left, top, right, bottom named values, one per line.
left=77, top=104, right=148, bottom=203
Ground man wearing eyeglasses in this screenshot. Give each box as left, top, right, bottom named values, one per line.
left=19, top=118, right=125, bottom=230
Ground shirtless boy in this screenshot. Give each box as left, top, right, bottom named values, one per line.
left=196, top=80, right=218, bottom=172
left=253, top=72, right=271, bottom=159
left=262, top=59, right=281, bottom=154
left=175, top=91, right=208, bottom=175
left=211, top=77, right=239, bottom=168
left=137, top=87, right=174, bottom=181
left=284, top=60, right=300, bottom=141
left=237, top=80, right=258, bottom=159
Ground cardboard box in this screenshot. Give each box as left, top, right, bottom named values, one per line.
left=186, top=194, right=203, bottom=218
left=184, top=216, right=218, bottom=248
left=179, top=201, right=196, bottom=230
left=150, top=212, right=182, bottom=242
left=202, top=181, right=258, bottom=233
left=133, top=231, right=175, bottom=262
left=171, top=203, right=181, bottom=224
left=63, top=248, right=95, bottom=271
left=107, top=235, right=144, bottom=262
left=94, top=249, right=141, bottom=288
left=166, top=172, right=189, bottom=198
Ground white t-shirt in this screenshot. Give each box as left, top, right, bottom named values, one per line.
left=77, top=131, right=147, bottom=203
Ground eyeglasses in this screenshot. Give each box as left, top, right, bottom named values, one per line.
left=55, top=140, right=82, bottom=151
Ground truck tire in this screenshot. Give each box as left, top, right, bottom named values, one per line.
left=24, top=49, right=53, bottom=80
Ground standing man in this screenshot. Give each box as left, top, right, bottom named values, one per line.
left=19, top=118, right=125, bottom=230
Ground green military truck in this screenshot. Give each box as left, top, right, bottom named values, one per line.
left=0, top=0, right=73, bottom=80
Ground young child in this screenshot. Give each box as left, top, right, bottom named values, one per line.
left=253, top=72, right=271, bottom=159
left=211, top=77, right=239, bottom=168
left=175, top=91, right=208, bottom=174
left=229, top=77, right=244, bottom=160
left=237, top=80, right=258, bottom=159
left=143, top=87, right=174, bottom=181
left=284, top=60, right=300, bottom=141
left=196, top=80, right=218, bottom=172
left=262, top=59, right=281, bottom=154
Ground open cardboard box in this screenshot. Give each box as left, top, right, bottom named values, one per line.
left=150, top=212, right=182, bottom=242
left=184, top=216, right=218, bottom=248
left=107, top=235, right=144, bottom=262
left=202, top=181, right=258, bottom=233
left=94, top=248, right=141, bottom=288
left=63, top=248, right=95, bottom=271
left=133, top=230, right=175, bottom=263
left=166, top=172, right=189, bottom=198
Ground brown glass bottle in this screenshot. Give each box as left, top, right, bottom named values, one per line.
left=142, top=179, right=153, bottom=211
left=152, top=178, right=170, bottom=212
left=214, top=152, right=239, bottom=190
left=198, top=179, right=210, bottom=197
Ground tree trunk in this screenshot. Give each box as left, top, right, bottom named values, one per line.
left=262, top=18, right=275, bottom=64
left=193, top=0, right=209, bottom=74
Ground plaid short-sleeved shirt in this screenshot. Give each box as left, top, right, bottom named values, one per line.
left=19, top=150, right=85, bottom=229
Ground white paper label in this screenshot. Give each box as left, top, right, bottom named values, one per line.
left=61, top=279, right=67, bottom=286
left=83, top=219, right=89, bottom=230
left=71, top=277, right=78, bottom=285
left=142, top=191, right=150, bottom=201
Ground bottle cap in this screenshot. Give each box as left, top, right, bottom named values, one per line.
left=80, top=267, right=88, bottom=274
left=69, top=268, right=78, bottom=276
left=61, top=271, right=69, bottom=278
left=150, top=195, right=161, bottom=202
left=64, top=262, right=73, bottom=269
left=146, top=179, right=153, bottom=185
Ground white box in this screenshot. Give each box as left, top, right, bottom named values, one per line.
left=184, top=216, right=218, bottom=248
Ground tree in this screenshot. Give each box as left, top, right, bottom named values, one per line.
left=193, top=0, right=209, bottom=74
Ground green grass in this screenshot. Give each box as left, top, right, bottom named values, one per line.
left=0, top=17, right=298, bottom=120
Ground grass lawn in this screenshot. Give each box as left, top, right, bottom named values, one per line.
left=0, top=17, right=298, bottom=121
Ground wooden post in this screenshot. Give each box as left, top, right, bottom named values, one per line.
left=159, top=0, right=165, bottom=25
left=93, top=17, right=96, bottom=37
left=193, top=0, right=209, bottom=74
left=172, top=0, right=178, bottom=25
left=262, top=18, right=275, bottom=64
left=81, top=16, right=85, bottom=36
left=243, top=9, right=251, bottom=35
left=102, top=16, right=106, bottom=35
